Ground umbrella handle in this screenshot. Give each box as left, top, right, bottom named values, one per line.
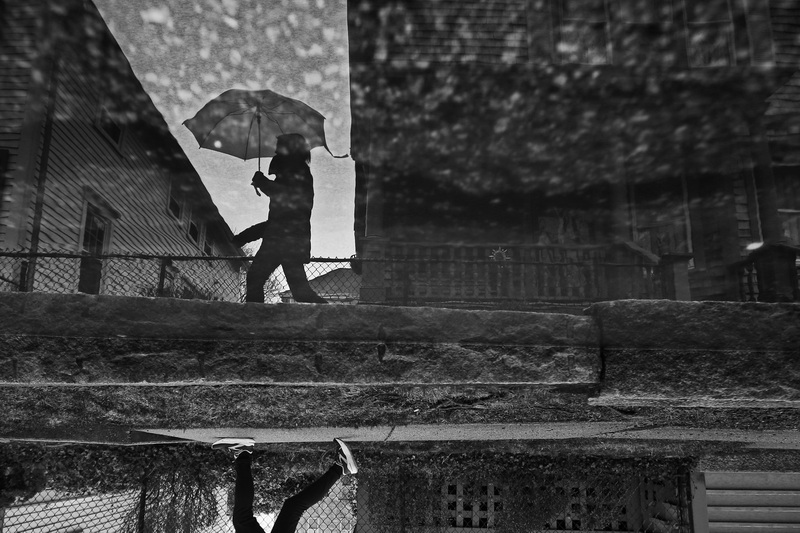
left=254, top=185, right=261, bottom=197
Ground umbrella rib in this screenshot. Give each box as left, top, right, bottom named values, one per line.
left=264, top=113, right=286, bottom=135
left=244, top=111, right=259, bottom=161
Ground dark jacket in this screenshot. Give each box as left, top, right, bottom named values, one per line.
left=257, top=154, right=314, bottom=261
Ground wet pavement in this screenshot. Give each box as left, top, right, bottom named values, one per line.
left=132, top=422, right=800, bottom=449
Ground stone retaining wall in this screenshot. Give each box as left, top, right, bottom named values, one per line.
left=0, top=293, right=598, bottom=384
left=588, top=299, right=800, bottom=402
left=1, top=294, right=798, bottom=400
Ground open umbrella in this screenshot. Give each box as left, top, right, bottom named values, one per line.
left=183, top=88, right=343, bottom=173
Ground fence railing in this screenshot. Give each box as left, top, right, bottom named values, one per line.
left=0, top=251, right=353, bottom=304
left=0, top=245, right=669, bottom=307
left=377, top=242, right=666, bottom=305
left=734, top=243, right=800, bottom=302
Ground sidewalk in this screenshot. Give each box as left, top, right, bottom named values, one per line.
left=134, top=422, right=800, bottom=450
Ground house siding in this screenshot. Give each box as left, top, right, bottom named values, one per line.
left=383, top=0, right=530, bottom=64
left=34, top=56, right=203, bottom=256
left=0, top=0, right=43, bottom=245
left=0, top=0, right=242, bottom=299
left=770, top=0, right=800, bottom=67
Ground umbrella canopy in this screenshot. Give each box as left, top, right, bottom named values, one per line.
left=183, top=89, right=338, bottom=167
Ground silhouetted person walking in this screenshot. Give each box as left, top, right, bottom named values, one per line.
left=212, top=437, right=358, bottom=533
left=242, top=133, right=327, bottom=303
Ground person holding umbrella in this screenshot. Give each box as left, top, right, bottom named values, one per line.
left=244, top=133, right=327, bottom=303
left=184, top=89, right=343, bottom=304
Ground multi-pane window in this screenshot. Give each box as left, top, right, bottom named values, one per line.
left=559, top=0, right=610, bottom=64
left=685, top=0, right=734, bottom=67
left=613, top=1, right=675, bottom=67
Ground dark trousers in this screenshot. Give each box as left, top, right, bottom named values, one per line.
left=245, top=249, right=326, bottom=304
left=233, top=454, right=343, bottom=533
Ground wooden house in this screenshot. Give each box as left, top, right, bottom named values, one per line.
left=0, top=0, right=242, bottom=300
left=347, top=0, right=800, bottom=306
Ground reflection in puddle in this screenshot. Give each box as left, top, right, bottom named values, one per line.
left=0, top=442, right=697, bottom=532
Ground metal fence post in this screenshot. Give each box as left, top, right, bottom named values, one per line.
left=157, top=258, right=169, bottom=297
left=137, top=476, right=147, bottom=533
left=18, top=261, right=28, bottom=292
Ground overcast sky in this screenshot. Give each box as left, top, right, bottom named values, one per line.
left=93, top=0, right=356, bottom=258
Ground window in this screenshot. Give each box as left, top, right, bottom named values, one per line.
left=559, top=0, right=610, bottom=64
left=0, top=149, right=8, bottom=195
left=685, top=0, right=734, bottom=67
left=203, top=241, right=213, bottom=256
left=744, top=0, right=774, bottom=65
left=78, top=204, right=110, bottom=294
left=613, top=1, right=675, bottom=67
left=188, top=219, right=200, bottom=243
left=96, top=105, right=124, bottom=147
left=168, top=194, right=182, bottom=219
left=616, top=0, right=659, bottom=23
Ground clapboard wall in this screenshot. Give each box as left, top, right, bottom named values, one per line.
left=704, top=472, right=800, bottom=533
left=0, top=0, right=238, bottom=260
left=0, top=0, right=43, bottom=247
left=33, top=56, right=203, bottom=255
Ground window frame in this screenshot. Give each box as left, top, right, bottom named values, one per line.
left=557, top=0, right=613, bottom=65
left=683, top=0, right=736, bottom=68
left=94, top=101, right=126, bottom=151
left=186, top=212, right=208, bottom=252
left=743, top=0, right=775, bottom=66
left=167, top=192, right=183, bottom=221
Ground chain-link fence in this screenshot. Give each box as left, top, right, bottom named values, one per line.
left=0, top=250, right=670, bottom=308
left=1, top=444, right=692, bottom=533
left=0, top=252, right=355, bottom=304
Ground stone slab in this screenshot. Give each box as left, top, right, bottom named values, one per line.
left=588, top=299, right=800, bottom=350
left=0, top=292, right=598, bottom=345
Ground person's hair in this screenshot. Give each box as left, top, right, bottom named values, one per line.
left=277, top=133, right=311, bottom=164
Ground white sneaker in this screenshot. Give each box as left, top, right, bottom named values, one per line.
left=334, top=438, right=358, bottom=475
left=212, top=438, right=255, bottom=458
